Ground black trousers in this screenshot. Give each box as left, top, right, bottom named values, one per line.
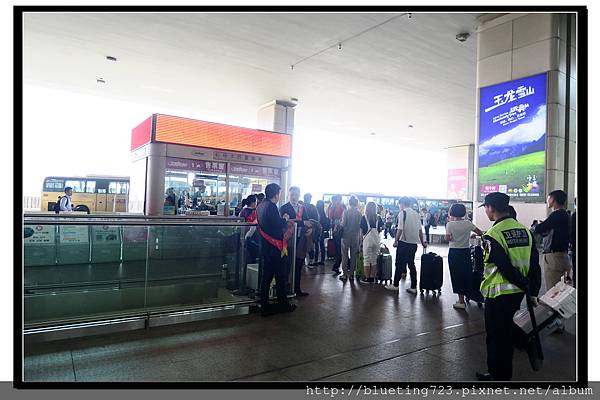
left=317, top=233, right=326, bottom=262
left=294, top=258, right=304, bottom=292
left=424, top=225, right=430, bottom=243
left=394, top=241, right=418, bottom=288
left=260, top=244, right=290, bottom=311
left=384, top=222, right=392, bottom=238
left=333, top=236, right=343, bottom=270
left=484, top=292, right=525, bottom=380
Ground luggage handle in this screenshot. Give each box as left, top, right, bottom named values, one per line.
left=526, top=293, right=545, bottom=361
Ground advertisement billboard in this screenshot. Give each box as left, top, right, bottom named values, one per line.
left=478, top=72, right=547, bottom=201
left=447, top=168, right=468, bottom=200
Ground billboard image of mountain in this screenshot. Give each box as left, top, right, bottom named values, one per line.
left=478, top=73, right=547, bottom=201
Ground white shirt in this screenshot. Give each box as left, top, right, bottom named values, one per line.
left=397, top=207, right=422, bottom=244
left=59, top=195, right=73, bottom=212
left=446, top=219, right=477, bottom=248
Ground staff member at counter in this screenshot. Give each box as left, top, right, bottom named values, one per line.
left=280, top=186, right=310, bottom=297
left=257, top=183, right=297, bottom=317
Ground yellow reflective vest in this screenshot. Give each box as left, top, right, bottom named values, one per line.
left=481, top=217, right=532, bottom=299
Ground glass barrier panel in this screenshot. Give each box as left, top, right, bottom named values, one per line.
left=24, top=220, right=296, bottom=328
left=144, top=224, right=249, bottom=310
left=24, top=223, right=148, bottom=326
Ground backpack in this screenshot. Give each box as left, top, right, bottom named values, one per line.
left=52, top=196, right=62, bottom=213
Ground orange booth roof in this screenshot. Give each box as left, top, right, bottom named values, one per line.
left=150, top=114, right=292, bottom=158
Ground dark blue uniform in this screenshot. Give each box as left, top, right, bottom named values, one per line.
left=257, top=199, right=291, bottom=313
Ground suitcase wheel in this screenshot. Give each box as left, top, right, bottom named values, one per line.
left=438, top=289, right=442, bottom=295
left=477, top=302, right=483, bottom=308
left=420, top=289, right=424, bottom=294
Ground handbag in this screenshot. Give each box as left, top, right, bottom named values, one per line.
left=333, top=224, right=344, bottom=240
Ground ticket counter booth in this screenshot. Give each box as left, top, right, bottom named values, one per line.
left=129, top=114, right=292, bottom=216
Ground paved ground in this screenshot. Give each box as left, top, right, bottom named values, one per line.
left=23, top=239, right=577, bottom=382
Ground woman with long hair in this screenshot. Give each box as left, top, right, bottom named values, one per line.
left=360, top=201, right=381, bottom=283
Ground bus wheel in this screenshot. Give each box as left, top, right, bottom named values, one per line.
left=74, top=205, right=91, bottom=214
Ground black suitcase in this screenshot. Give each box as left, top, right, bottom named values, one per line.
left=466, top=245, right=485, bottom=305
left=376, top=251, right=393, bottom=285
left=419, top=249, right=443, bottom=294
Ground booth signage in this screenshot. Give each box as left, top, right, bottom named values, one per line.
left=24, top=225, right=55, bottom=245
left=214, top=151, right=264, bottom=163
left=59, top=226, right=89, bottom=244
left=92, top=226, right=120, bottom=243
left=166, top=157, right=226, bottom=174
left=478, top=72, right=547, bottom=201
left=123, top=227, right=148, bottom=243
left=229, top=163, right=280, bottom=179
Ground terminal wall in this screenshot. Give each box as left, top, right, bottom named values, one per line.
left=474, top=13, right=577, bottom=229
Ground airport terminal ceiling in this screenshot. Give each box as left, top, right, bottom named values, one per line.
left=23, top=12, right=480, bottom=149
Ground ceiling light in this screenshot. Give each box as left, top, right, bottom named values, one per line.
left=456, top=32, right=471, bottom=42
left=106, top=55, right=117, bottom=62
left=96, top=78, right=106, bottom=84
left=408, top=124, right=414, bottom=128
left=370, top=132, right=376, bottom=136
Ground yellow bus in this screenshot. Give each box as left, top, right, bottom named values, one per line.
left=41, top=175, right=130, bottom=213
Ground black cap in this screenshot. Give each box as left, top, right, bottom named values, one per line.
left=479, top=192, right=510, bottom=211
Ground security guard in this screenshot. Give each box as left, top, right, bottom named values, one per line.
left=476, top=192, right=539, bottom=381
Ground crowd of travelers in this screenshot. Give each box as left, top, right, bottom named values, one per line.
left=233, top=183, right=576, bottom=382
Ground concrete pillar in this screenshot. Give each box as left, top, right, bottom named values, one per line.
left=145, top=143, right=167, bottom=216
left=257, top=99, right=296, bottom=135
left=258, top=99, right=296, bottom=200
left=446, top=145, right=475, bottom=201
left=474, top=13, right=576, bottom=229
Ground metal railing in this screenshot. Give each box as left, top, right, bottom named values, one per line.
left=23, top=196, right=41, bottom=210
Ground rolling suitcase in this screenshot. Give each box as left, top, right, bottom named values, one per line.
left=376, top=244, right=393, bottom=284
left=466, top=245, right=485, bottom=305
left=419, top=248, right=443, bottom=295
left=327, top=238, right=336, bottom=259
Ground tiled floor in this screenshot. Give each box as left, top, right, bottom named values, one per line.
left=23, top=240, right=577, bottom=382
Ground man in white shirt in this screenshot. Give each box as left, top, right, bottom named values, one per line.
left=59, top=187, right=74, bottom=212
left=386, top=197, right=427, bottom=294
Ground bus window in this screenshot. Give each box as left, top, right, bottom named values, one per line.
left=85, top=181, right=96, bottom=193
left=96, top=180, right=108, bottom=194
left=108, top=181, right=129, bottom=194
left=44, top=178, right=64, bottom=192
left=65, top=180, right=85, bottom=192
left=118, top=182, right=129, bottom=194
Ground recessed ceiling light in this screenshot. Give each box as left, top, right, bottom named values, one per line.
left=408, top=124, right=414, bottom=128
left=106, top=56, right=117, bottom=61
left=96, top=78, right=106, bottom=84
left=370, top=132, right=376, bottom=136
